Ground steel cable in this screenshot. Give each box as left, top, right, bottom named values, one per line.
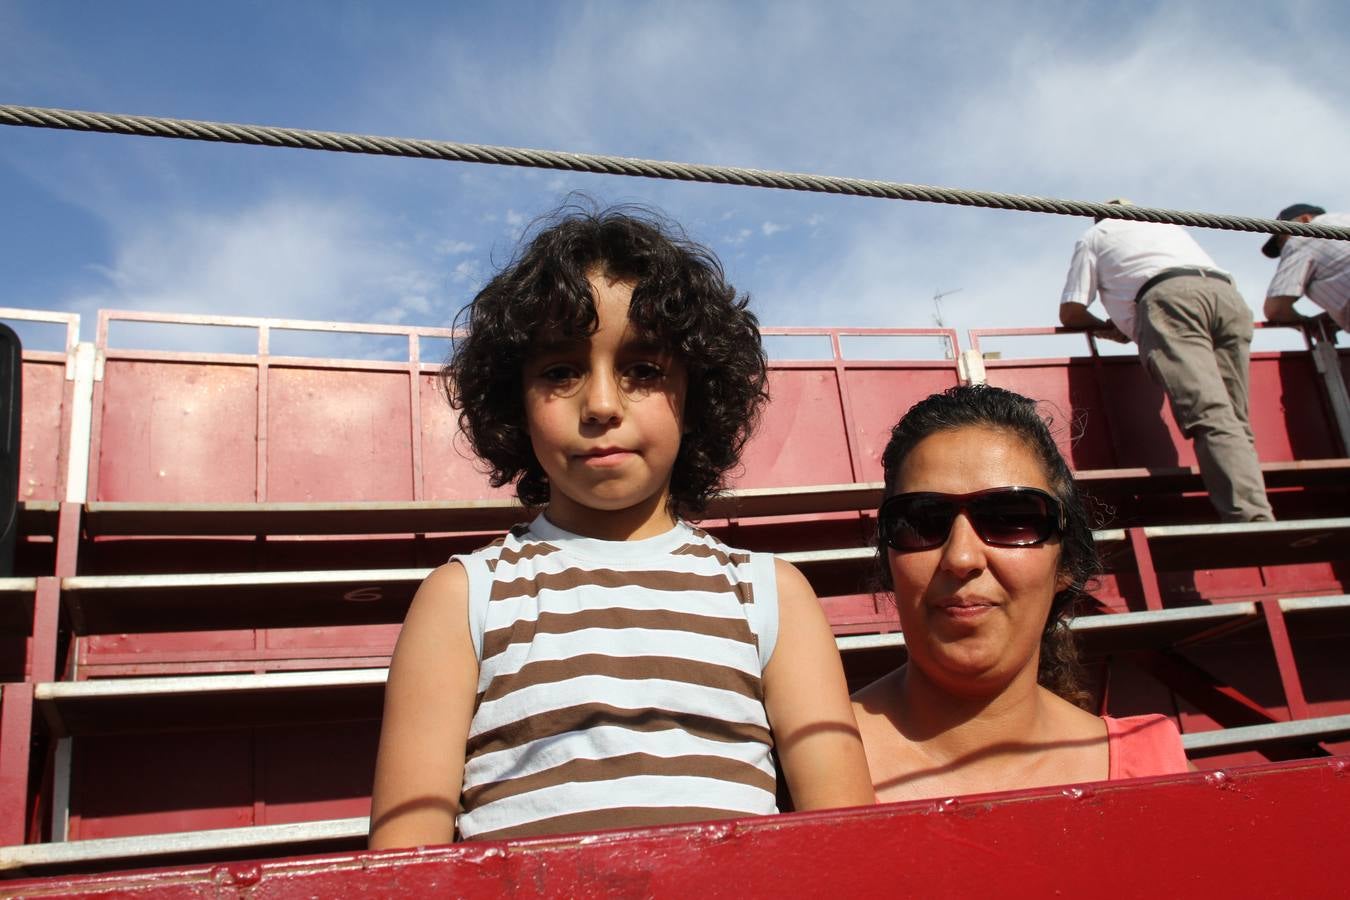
left=3, top=103, right=1349, bottom=242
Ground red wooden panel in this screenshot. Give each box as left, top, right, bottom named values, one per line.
left=96, top=361, right=258, bottom=502
left=734, top=369, right=853, bottom=488
left=20, top=360, right=67, bottom=502
left=1248, top=353, right=1338, bottom=461
left=819, top=593, right=899, bottom=636
left=262, top=624, right=399, bottom=654
left=1091, top=358, right=1194, bottom=468
left=987, top=350, right=1339, bottom=472
left=81, top=629, right=258, bottom=666
left=1289, top=633, right=1350, bottom=719
left=1175, top=641, right=1291, bottom=743
left=1249, top=561, right=1346, bottom=600
left=265, top=368, right=413, bottom=502
left=1085, top=572, right=1128, bottom=610
left=842, top=367, right=961, bottom=482
left=16, top=760, right=1349, bottom=898
left=76, top=657, right=391, bottom=679
left=82, top=536, right=260, bottom=576
left=258, top=721, right=379, bottom=825
left=417, top=373, right=509, bottom=501
left=983, top=360, right=1125, bottom=469
left=1158, top=566, right=1268, bottom=605
left=71, top=732, right=254, bottom=839
left=258, top=534, right=425, bottom=570
left=0, top=682, right=33, bottom=846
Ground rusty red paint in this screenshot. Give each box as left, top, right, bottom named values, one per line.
left=972, top=326, right=1341, bottom=467
left=19, top=361, right=70, bottom=504
left=30, top=579, right=60, bottom=683
left=736, top=369, right=855, bottom=488
left=1259, top=599, right=1312, bottom=721
left=8, top=309, right=1346, bottom=872
left=417, top=373, right=515, bottom=502
left=0, top=682, right=33, bottom=847
left=53, top=504, right=80, bottom=579
left=1126, top=529, right=1164, bottom=612
left=96, top=361, right=260, bottom=503
left=265, top=367, right=414, bottom=503
left=839, top=367, right=962, bottom=483
left=8, top=760, right=1349, bottom=897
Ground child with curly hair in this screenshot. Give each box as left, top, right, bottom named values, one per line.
left=369, top=202, right=873, bottom=847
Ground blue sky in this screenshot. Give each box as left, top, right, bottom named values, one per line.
left=2, top=1, right=1347, bottom=356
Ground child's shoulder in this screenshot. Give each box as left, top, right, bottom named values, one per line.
left=676, top=522, right=758, bottom=564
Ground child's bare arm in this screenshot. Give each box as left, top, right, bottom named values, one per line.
left=762, top=559, right=877, bottom=810
left=368, top=562, right=479, bottom=849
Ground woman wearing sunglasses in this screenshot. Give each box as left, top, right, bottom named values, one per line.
left=852, top=385, right=1189, bottom=803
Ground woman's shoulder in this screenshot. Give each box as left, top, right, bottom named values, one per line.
left=1102, top=713, right=1182, bottom=742
left=1102, top=713, right=1189, bottom=779
left=850, top=667, right=904, bottom=712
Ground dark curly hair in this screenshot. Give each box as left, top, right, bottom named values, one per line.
left=443, top=199, right=768, bottom=518
left=875, top=384, right=1100, bottom=709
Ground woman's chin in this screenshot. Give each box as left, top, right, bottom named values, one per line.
left=922, top=645, right=1011, bottom=690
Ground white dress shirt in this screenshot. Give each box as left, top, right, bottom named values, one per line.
left=1060, top=219, right=1224, bottom=341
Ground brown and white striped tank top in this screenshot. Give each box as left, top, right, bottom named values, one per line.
left=453, top=515, right=780, bottom=841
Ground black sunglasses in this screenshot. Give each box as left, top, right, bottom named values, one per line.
left=878, top=486, right=1065, bottom=551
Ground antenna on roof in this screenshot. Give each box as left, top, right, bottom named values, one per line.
left=932, top=288, right=962, bottom=359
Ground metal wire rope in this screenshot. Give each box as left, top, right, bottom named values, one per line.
left=3, top=103, right=1349, bottom=242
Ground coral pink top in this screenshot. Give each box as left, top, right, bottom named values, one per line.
left=1104, top=714, right=1189, bottom=779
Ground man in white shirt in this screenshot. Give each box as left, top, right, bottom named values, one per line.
left=1261, top=203, right=1350, bottom=334
left=1058, top=202, right=1273, bottom=522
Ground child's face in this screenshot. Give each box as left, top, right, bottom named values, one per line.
left=522, top=271, right=687, bottom=538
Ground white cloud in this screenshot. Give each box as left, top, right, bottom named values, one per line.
left=451, top=259, right=483, bottom=284
left=942, top=27, right=1350, bottom=207
left=436, top=239, right=475, bottom=256
left=72, top=196, right=453, bottom=348
left=10, top=1, right=1349, bottom=350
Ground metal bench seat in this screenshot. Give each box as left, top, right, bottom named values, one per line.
left=35, top=668, right=388, bottom=736
left=1182, top=713, right=1350, bottom=756
left=0, top=816, right=368, bottom=874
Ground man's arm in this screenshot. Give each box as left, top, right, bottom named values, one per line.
left=1059, top=302, right=1129, bottom=343
left=1263, top=294, right=1306, bottom=325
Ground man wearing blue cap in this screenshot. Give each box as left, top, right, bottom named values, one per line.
left=1261, top=204, right=1350, bottom=334
left=1059, top=200, right=1273, bottom=522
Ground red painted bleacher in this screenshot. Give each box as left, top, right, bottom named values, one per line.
left=0, top=307, right=1346, bottom=878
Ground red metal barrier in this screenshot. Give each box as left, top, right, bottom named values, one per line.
left=0, top=309, right=80, bottom=509
left=88, top=314, right=964, bottom=502
left=4, top=306, right=1345, bottom=869
left=968, top=323, right=1344, bottom=471
left=6, top=759, right=1347, bottom=897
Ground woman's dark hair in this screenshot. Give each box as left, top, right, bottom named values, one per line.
left=876, top=384, right=1100, bottom=708
left=443, top=199, right=768, bottom=518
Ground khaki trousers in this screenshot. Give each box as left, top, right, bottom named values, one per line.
left=1137, top=276, right=1274, bottom=522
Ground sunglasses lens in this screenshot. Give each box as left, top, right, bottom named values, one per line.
left=884, top=496, right=957, bottom=550
left=969, top=492, right=1055, bottom=545
left=881, top=489, right=1061, bottom=550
